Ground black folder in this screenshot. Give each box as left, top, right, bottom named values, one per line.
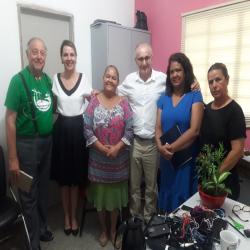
left=159, top=125, right=192, bottom=170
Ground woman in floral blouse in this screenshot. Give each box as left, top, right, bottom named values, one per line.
left=84, top=65, right=133, bottom=249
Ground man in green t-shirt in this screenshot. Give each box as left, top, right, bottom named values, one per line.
left=5, top=38, right=54, bottom=250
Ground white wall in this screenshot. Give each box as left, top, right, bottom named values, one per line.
left=0, top=0, right=135, bottom=171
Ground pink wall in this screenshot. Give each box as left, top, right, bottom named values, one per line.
left=135, top=0, right=250, bottom=149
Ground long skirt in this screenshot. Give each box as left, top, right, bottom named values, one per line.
left=50, top=114, right=89, bottom=186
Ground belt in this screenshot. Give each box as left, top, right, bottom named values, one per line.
left=16, top=134, right=51, bottom=139
left=134, top=134, right=155, bottom=143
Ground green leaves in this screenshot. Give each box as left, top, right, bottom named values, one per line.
left=218, top=172, right=231, bottom=183
left=196, top=143, right=231, bottom=197
left=203, top=182, right=214, bottom=190
left=213, top=174, right=218, bottom=184
left=218, top=183, right=225, bottom=188
left=224, top=188, right=232, bottom=195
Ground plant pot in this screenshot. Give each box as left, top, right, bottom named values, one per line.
left=197, top=184, right=228, bottom=209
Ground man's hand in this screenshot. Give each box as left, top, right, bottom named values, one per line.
left=105, top=145, right=120, bottom=160
left=9, top=157, right=20, bottom=182
left=91, top=90, right=102, bottom=97
left=6, top=108, right=19, bottom=182
left=158, top=144, right=173, bottom=160
left=191, top=81, right=201, bottom=91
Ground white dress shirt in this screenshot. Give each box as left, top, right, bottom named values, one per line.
left=52, top=73, right=92, bottom=117
left=117, top=69, right=166, bottom=139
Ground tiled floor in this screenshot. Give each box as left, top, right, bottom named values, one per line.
left=0, top=199, right=141, bottom=250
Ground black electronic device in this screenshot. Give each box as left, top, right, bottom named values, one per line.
left=148, top=224, right=170, bottom=238
left=180, top=205, right=228, bottom=242
left=146, top=240, right=170, bottom=250
left=159, top=125, right=192, bottom=169
left=244, top=229, right=250, bottom=238
left=200, top=216, right=228, bottom=242
left=181, top=205, right=193, bottom=212
left=151, top=215, right=166, bottom=226
left=144, top=214, right=214, bottom=250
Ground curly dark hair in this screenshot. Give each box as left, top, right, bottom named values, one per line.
left=166, top=53, right=196, bottom=96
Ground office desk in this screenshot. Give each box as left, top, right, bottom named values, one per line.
left=183, top=192, right=250, bottom=249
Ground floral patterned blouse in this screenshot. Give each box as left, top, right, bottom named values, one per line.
left=84, top=96, right=134, bottom=183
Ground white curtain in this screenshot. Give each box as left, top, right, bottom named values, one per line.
left=181, top=0, right=250, bottom=127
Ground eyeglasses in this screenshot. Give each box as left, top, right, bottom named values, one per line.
left=232, top=205, right=250, bottom=222
left=31, top=49, right=46, bottom=57
left=136, top=56, right=152, bottom=63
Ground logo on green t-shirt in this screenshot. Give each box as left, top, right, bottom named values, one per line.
left=32, top=89, right=51, bottom=112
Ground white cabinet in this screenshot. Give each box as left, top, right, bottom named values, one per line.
left=91, top=23, right=151, bottom=89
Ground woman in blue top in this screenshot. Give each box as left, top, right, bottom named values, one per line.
left=155, top=53, right=204, bottom=212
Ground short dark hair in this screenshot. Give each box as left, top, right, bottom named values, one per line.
left=104, top=65, right=119, bottom=82
left=166, top=53, right=196, bottom=96
left=208, top=63, right=228, bottom=79
left=60, top=40, right=77, bottom=56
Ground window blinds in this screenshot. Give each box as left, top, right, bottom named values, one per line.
left=181, top=0, right=250, bottom=127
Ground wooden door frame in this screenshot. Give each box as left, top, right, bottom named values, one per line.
left=17, top=3, right=74, bottom=69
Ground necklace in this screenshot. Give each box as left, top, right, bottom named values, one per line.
left=34, top=75, right=44, bottom=101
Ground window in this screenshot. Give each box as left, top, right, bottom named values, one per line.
left=181, top=0, right=250, bottom=127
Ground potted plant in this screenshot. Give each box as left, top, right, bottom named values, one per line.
left=195, top=142, right=232, bottom=208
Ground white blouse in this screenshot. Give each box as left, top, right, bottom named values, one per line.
left=52, top=73, right=92, bottom=117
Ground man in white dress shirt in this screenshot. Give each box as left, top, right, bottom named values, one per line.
left=118, top=43, right=199, bottom=223
left=117, top=43, right=165, bottom=223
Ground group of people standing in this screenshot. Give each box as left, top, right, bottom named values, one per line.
left=5, top=38, right=246, bottom=250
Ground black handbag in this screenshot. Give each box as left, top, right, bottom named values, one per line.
left=115, top=217, right=146, bottom=250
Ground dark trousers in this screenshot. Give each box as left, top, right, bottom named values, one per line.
left=16, top=135, right=52, bottom=250
left=224, top=169, right=240, bottom=201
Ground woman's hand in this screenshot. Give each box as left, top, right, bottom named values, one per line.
left=158, top=144, right=173, bottom=160
left=220, top=138, right=245, bottom=173
left=105, top=145, right=120, bottom=159
left=99, top=145, right=109, bottom=156
left=191, top=81, right=201, bottom=91
left=91, top=90, right=102, bottom=97
left=155, top=108, right=173, bottom=161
